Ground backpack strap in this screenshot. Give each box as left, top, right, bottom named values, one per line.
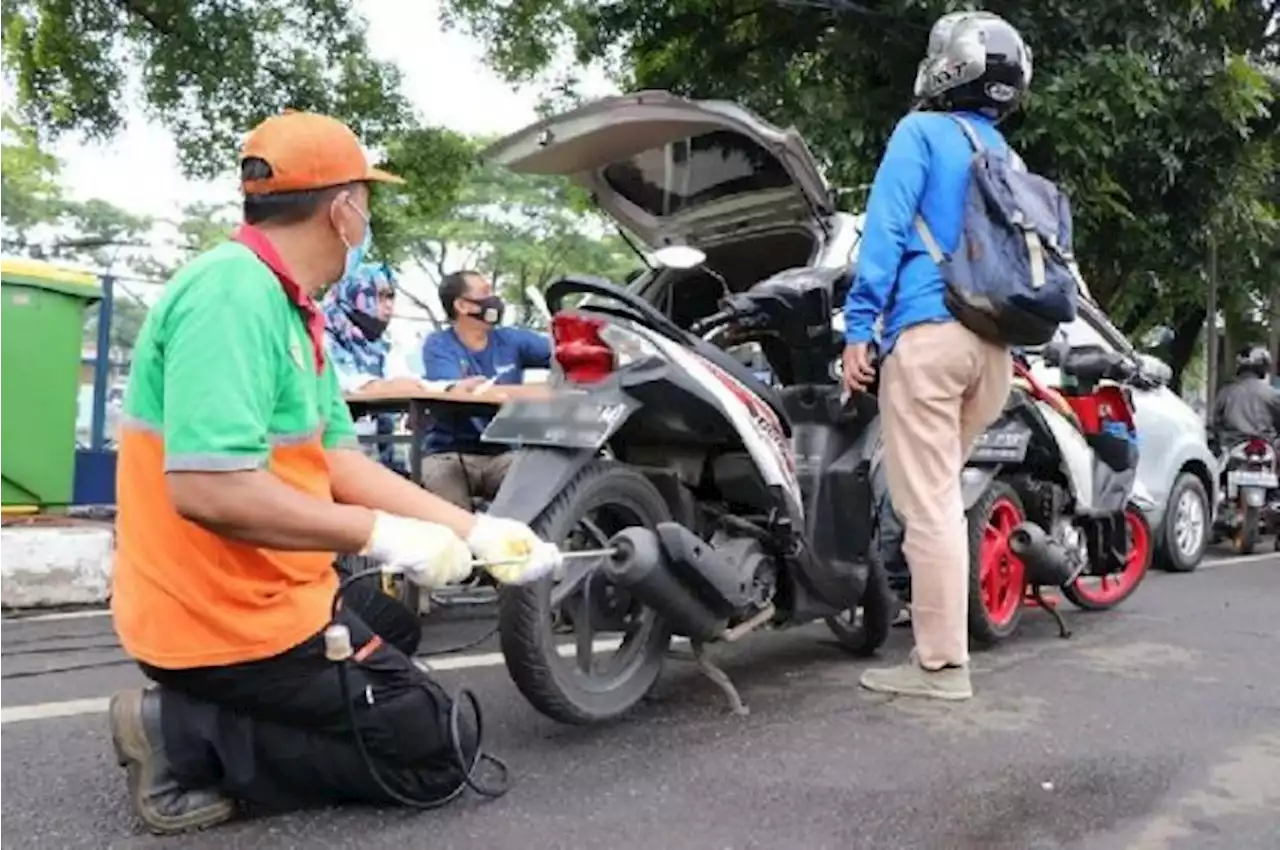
left=913, top=216, right=947, bottom=265
left=947, top=115, right=985, bottom=152
left=949, top=113, right=1028, bottom=171
left=910, top=114, right=984, bottom=264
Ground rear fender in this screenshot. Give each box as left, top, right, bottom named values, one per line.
left=486, top=448, right=598, bottom=525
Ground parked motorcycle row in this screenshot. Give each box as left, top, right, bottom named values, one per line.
left=459, top=267, right=1181, bottom=725
left=372, top=91, right=1264, bottom=727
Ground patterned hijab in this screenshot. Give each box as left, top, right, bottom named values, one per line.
left=322, top=262, right=394, bottom=375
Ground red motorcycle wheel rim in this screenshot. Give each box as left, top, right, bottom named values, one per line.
left=1070, top=508, right=1150, bottom=604
left=980, top=498, right=1026, bottom=626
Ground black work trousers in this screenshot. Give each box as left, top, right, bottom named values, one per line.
left=139, top=583, right=471, bottom=812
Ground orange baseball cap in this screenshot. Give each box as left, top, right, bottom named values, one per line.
left=239, top=110, right=404, bottom=195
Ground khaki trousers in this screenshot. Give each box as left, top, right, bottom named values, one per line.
left=419, top=452, right=514, bottom=510
left=880, top=322, right=1012, bottom=669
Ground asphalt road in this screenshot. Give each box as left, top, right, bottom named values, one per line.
left=3, top=547, right=1278, bottom=850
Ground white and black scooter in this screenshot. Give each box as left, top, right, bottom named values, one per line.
left=480, top=269, right=899, bottom=724
left=1211, top=436, right=1280, bottom=554
left=959, top=340, right=1161, bottom=644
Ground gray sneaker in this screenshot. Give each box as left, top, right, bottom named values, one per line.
left=859, top=650, right=973, bottom=701
left=109, top=688, right=236, bottom=834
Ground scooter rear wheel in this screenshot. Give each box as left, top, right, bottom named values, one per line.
left=498, top=461, right=673, bottom=725
left=1233, top=505, right=1261, bottom=555
left=967, top=481, right=1027, bottom=646
left=824, top=563, right=896, bottom=656
left=1061, top=505, right=1152, bottom=611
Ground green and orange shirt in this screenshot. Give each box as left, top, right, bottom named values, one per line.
left=112, top=227, right=359, bottom=669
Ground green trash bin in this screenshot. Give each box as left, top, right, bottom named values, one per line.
left=2, top=257, right=102, bottom=508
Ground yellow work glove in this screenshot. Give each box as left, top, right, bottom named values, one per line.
left=361, top=511, right=473, bottom=589
left=465, top=515, right=562, bottom=585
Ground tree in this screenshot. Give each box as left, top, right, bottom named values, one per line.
left=2, top=0, right=413, bottom=179
left=170, top=201, right=238, bottom=257
left=371, top=126, right=484, bottom=270
left=376, top=135, right=640, bottom=323
left=0, top=111, right=64, bottom=249
left=441, top=0, right=1278, bottom=384
left=2, top=111, right=243, bottom=351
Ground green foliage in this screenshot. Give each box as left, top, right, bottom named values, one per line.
left=370, top=127, right=482, bottom=268
left=375, top=136, right=640, bottom=322
left=170, top=201, right=238, bottom=257
left=442, top=0, right=1278, bottom=378
left=2, top=0, right=413, bottom=178
left=0, top=111, right=65, bottom=245
left=77, top=200, right=238, bottom=351
left=2, top=111, right=244, bottom=350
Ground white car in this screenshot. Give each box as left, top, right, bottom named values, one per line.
left=487, top=89, right=1215, bottom=572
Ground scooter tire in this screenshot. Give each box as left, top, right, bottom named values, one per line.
left=1060, top=505, right=1152, bottom=611
left=967, top=481, right=1027, bottom=647
left=824, top=564, right=896, bottom=657
left=1233, top=505, right=1261, bottom=555
left=498, top=461, right=673, bottom=725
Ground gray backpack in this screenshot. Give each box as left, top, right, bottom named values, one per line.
left=915, top=115, right=1082, bottom=346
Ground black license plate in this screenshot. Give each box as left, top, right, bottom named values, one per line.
left=969, top=423, right=1032, bottom=464
left=481, top=390, right=638, bottom=451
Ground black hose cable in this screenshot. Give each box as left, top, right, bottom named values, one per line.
left=420, top=623, right=500, bottom=657
left=332, top=566, right=512, bottom=808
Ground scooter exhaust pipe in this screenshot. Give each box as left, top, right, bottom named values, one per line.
left=1007, top=522, right=1082, bottom=588
left=603, top=528, right=727, bottom=643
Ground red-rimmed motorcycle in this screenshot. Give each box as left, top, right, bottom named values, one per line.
left=960, top=340, right=1160, bottom=644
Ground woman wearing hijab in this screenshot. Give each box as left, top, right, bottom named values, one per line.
left=322, top=262, right=422, bottom=472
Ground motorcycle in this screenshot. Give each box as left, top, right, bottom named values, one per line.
left=1211, top=435, right=1280, bottom=554
left=480, top=269, right=898, bottom=724
left=959, top=340, right=1159, bottom=643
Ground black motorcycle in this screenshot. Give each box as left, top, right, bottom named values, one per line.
left=480, top=268, right=898, bottom=724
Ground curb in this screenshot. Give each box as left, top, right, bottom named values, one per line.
left=1, top=525, right=114, bottom=609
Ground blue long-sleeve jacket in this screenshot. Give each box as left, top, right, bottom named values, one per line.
left=843, top=110, right=1010, bottom=354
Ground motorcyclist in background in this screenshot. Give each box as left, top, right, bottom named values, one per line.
left=1212, top=345, right=1280, bottom=450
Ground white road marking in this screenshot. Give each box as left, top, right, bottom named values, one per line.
left=4, top=609, right=111, bottom=624
left=5, top=547, right=1274, bottom=627
left=1198, top=552, right=1278, bottom=570
left=1, top=697, right=109, bottom=723
left=0, top=637, right=629, bottom=725
left=1, top=551, right=1274, bottom=725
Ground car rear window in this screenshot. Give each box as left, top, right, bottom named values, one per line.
left=601, top=130, right=792, bottom=218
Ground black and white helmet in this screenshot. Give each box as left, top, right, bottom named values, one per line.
left=912, top=12, right=1033, bottom=121
left=1236, top=344, right=1272, bottom=378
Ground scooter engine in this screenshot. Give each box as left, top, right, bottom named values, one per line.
left=603, top=523, right=778, bottom=643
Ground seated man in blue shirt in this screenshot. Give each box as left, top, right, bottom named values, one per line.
left=420, top=270, right=551, bottom=508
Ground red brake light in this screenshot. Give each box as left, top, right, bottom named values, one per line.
left=1245, top=438, right=1270, bottom=457
left=552, top=314, right=614, bottom=383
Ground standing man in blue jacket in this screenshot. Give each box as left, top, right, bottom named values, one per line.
left=841, top=12, right=1033, bottom=700
left=420, top=270, right=551, bottom=507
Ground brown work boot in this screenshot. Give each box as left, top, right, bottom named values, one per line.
left=109, top=688, right=235, bottom=834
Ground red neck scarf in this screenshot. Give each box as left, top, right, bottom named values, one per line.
left=232, top=224, right=326, bottom=373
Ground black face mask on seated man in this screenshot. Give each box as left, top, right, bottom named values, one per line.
left=460, top=296, right=505, bottom=326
